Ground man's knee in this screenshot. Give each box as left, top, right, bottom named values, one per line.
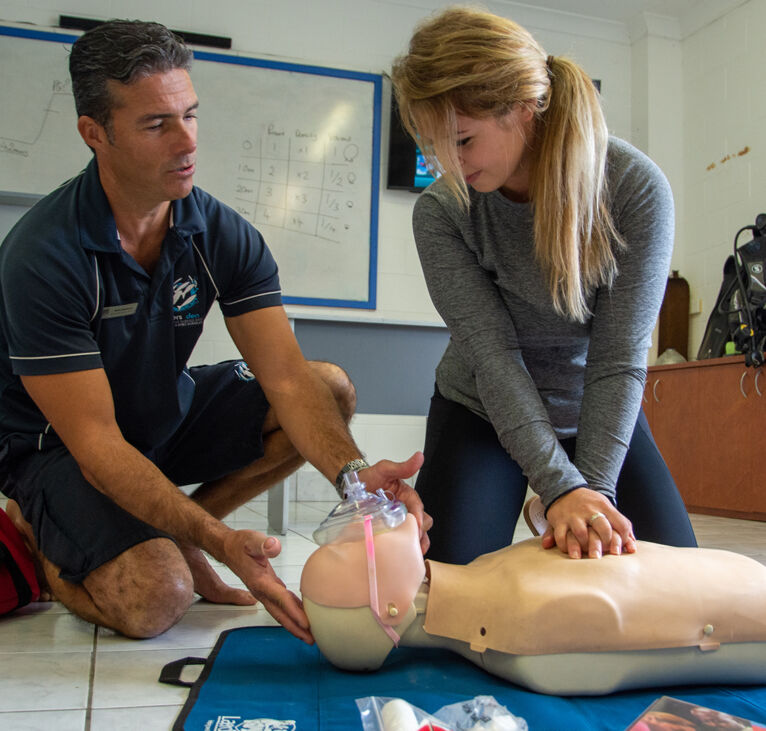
left=85, top=539, right=195, bottom=638
left=310, top=361, right=357, bottom=421
left=118, top=576, right=193, bottom=639
left=129, top=570, right=195, bottom=638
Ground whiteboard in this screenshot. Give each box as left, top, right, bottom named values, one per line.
left=0, top=25, right=380, bottom=309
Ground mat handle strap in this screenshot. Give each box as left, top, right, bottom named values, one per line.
left=158, top=656, right=207, bottom=687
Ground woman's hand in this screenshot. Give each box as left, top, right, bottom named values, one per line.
left=542, top=487, right=636, bottom=559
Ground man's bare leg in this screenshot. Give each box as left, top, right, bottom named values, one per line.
left=6, top=498, right=195, bottom=637
left=190, top=361, right=356, bottom=519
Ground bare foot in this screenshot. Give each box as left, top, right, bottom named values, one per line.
left=180, top=543, right=257, bottom=606
left=5, top=500, right=55, bottom=601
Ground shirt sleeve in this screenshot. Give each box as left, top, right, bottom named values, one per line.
left=413, top=192, right=588, bottom=506
left=573, top=145, right=675, bottom=497
left=200, top=197, right=282, bottom=318
left=1, top=239, right=103, bottom=376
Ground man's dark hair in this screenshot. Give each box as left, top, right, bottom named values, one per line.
left=69, top=19, right=193, bottom=131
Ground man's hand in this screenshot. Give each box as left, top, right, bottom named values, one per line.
left=358, top=452, right=433, bottom=554
left=542, top=487, right=637, bottom=559
left=220, top=529, right=313, bottom=643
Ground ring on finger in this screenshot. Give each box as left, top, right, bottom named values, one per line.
left=587, top=511, right=606, bottom=527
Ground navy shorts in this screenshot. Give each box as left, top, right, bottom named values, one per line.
left=1, top=360, right=270, bottom=583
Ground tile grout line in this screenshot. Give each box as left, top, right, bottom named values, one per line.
left=84, top=625, right=98, bottom=731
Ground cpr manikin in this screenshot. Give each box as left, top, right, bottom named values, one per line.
left=300, top=474, right=766, bottom=696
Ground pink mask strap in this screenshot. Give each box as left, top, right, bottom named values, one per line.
left=364, top=514, right=400, bottom=647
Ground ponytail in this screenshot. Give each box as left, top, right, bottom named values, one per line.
left=531, top=56, right=623, bottom=321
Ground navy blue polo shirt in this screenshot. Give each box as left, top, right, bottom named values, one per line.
left=0, top=158, right=281, bottom=455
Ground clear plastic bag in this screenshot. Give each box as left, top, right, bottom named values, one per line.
left=434, top=696, right=528, bottom=731
left=356, top=696, right=453, bottom=730
left=356, top=695, right=527, bottom=731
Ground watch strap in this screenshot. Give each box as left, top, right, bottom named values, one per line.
left=335, top=458, right=370, bottom=497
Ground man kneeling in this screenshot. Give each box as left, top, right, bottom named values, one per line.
left=0, top=20, right=429, bottom=641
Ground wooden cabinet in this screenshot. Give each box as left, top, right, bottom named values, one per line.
left=644, top=356, right=766, bottom=520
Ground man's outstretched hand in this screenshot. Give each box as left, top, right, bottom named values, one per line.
left=220, top=529, right=313, bottom=643
left=359, top=452, right=433, bottom=554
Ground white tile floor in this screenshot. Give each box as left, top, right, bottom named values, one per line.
left=1, top=495, right=765, bottom=731
left=0, top=496, right=330, bottom=731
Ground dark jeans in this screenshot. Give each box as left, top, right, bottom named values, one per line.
left=415, top=387, right=697, bottom=564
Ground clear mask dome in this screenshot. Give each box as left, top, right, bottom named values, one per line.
left=312, top=471, right=407, bottom=545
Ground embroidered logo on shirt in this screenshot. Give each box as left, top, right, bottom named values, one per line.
left=173, top=275, right=202, bottom=328
left=173, top=276, right=199, bottom=312
left=234, top=361, right=255, bottom=382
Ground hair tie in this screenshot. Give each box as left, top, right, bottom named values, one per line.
left=546, top=55, right=555, bottom=80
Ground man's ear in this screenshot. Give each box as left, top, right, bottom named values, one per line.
left=77, top=116, right=108, bottom=151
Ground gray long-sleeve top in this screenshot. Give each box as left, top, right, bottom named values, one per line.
left=412, top=137, right=674, bottom=508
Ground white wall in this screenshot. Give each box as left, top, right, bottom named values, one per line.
left=628, top=15, right=684, bottom=363
left=680, top=0, right=764, bottom=354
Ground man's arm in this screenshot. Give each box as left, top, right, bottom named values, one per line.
left=225, top=309, right=362, bottom=479
left=19, top=368, right=312, bottom=641
left=224, top=306, right=431, bottom=550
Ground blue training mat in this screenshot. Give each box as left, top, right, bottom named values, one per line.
left=160, top=626, right=766, bottom=730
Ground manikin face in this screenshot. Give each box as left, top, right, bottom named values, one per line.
left=79, top=68, right=199, bottom=209
left=454, top=105, right=535, bottom=200
left=301, top=514, right=425, bottom=614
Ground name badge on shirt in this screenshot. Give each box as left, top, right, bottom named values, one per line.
left=102, top=303, right=138, bottom=319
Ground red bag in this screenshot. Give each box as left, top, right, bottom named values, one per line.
left=0, top=507, right=40, bottom=614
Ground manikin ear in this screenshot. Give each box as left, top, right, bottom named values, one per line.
left=77, top=116, right=109, bottom=151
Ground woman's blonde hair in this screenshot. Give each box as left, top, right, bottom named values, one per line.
left=391, top=6, right=623, bottom=322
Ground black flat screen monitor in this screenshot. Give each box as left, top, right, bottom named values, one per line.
left=386, top=98, right=439, bottom=192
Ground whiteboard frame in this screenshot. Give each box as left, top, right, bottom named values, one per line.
left=0, top=24, right=381, bottom=310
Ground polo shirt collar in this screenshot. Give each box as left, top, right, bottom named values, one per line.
left=171, top=188, right=207, bottom=238
left=77, top=157, right=207, bottom=253
left=76, top=158, right=120, bottom=253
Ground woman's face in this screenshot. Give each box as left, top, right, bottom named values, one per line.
left=454, top=105, right=535, bottom=200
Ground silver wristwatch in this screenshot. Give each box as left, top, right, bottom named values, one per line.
left=335, top=458, right=370, bottom=497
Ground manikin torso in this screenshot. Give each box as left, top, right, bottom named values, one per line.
left=300, top=513, right=766, bottom=696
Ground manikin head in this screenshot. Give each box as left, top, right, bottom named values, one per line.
left=300, top=513, right=425, bottom=670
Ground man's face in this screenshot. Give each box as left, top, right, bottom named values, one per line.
left=91, top=68, right=198, bottom=208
